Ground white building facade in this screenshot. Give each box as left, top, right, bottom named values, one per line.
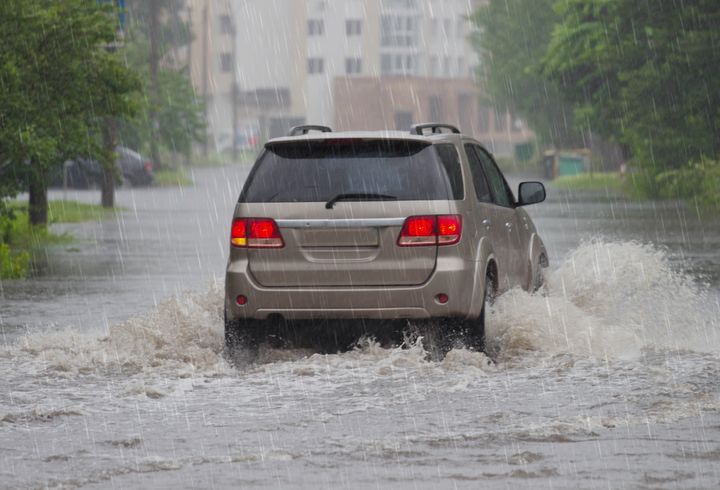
left=190, top=0, right=537, bottom=157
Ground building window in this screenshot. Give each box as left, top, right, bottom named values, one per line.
left=219, top=52, right=233, bottom=72
left=381, top=54, right=393, bottom=74
left=219, top=15, right=233, bottom=35
left=384, top=0, right=417, bottom=8
left=307, top=57, right=325, bottom=74
left=381, top=15, right=417, bottom=47
left=345, top=58, right=362, bottom=75
left=346, top=19, right=362, bottom=36
left=405, top=54, right=414, bottom=71
left=308, top=19, right=324, bottom=36
left=381, top=53, right=416, bottom=75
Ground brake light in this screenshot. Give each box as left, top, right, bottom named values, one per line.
left=398, top=216, right=437, bottom=246
left=143, top=160, right=153, bottom=172
left=397, top=215, right=462, bottom=247
left=437, top=215, right=462, bottom=245
left=231, top=219, right=247, bottom=246
left=231, top=218, right=284, bottom=248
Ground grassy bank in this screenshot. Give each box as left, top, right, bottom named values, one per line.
left=552, top=172, right=624, bottom=192
left=1, top=200, right=119, bottom=278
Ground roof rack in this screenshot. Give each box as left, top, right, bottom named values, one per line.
left=410, top=123, right=461, bottom=135
left=288, top=125, right=332, bottom=136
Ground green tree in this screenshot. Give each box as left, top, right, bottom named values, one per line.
left=0, top=0, right=140, bottom=223
left=470, top=0, right=583, bottom=148
left=124, top=0, right=197, bottom=169
left=542, top=0, right=720, bottom=196
left=118, top=32, right=205, bottom=161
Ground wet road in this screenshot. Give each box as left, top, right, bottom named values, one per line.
left=1, top=166, right=719, bottom=488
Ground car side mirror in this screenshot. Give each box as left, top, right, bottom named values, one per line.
left=518, top=181, right=546, bottom=206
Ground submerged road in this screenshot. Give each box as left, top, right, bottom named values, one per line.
left=1, top=166, right=719, bottom=488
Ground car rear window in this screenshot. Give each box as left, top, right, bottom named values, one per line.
left=240, top=139, right=458, bottom=203
left=434, top=144, right=464, bottom=200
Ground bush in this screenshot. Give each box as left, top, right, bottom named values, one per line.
left=655, top=157, right=720, bottom=211
left=0, top=243, right=30, bottom=278
left=0, top=214, right=30, bottom=278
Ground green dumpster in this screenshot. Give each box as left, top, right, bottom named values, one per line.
left=558, top=154, right=586, bottom=176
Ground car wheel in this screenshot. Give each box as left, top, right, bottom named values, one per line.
left=224, top=312, right=260, bottom=364
left=456, top=271, right=494, bottom=353
left=533, top=254, right=548, bottom=292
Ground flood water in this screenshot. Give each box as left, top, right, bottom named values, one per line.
left=1, top=166, right=719, bottom=488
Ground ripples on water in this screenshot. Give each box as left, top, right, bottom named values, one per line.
left=1, top=240, right=719, bottom=488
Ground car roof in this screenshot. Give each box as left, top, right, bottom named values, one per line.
left=267, top=130, right=466, bottom=145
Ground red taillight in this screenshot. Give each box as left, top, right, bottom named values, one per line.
left=143, top=160, right=153, bottom=172
left=231, top=219, right=247, bottom=247
left=437, top=215, right=462, bottom=245
left=231, top=218, right=284, bottom=248
left=398, top=216, right=437, bottom=246
left=397, top=215, right=462, bottom=247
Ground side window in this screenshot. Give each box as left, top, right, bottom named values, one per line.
left=463, top=144, right=492, bottom=203
left=435, top=144, right=464, bottom=200
left=476, top=148, right=515, bottom=207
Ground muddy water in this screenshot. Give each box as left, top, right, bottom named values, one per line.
left=1, top=167, right=719, bottom=488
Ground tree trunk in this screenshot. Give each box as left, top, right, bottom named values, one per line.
left=101, top=168, right=115, bottom=208
left=28, top=171, right=48, bottom=226
left=149, top=0, right=163, bottom=170
left=101, top=117, right=117, bottom=208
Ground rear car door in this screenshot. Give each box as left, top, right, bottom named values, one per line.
left=464, top=144, right=513, bottom=288
left=238, top=139, right=457, bottom=287
left=474, top=147, right=525, bottom=287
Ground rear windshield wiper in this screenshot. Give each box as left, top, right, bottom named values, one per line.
left=325, top=193, right=398, bottom=209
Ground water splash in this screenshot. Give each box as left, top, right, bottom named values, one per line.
left=490, top=240, right=720, bottom=359
left=4, top=241, right=718, bottom=379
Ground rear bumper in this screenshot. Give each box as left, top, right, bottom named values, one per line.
left=225, top=256, right=479, bottom=321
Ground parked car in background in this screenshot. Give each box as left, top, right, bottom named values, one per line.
left=116, top=146, right=154, bottom=186
left=53, top=146, right=154, bottom=189
left=224, top=123, right=548, bottom=355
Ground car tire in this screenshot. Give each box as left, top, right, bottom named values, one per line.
left=532, top=254, right=548, bottom=292
left=224, top=312, right=260, bottom=363
left=458, top=271, right=495, bottom=353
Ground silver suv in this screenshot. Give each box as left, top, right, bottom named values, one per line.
left=225, top=123, right=548, bottom=353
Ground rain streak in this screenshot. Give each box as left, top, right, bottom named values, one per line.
left=1, top=0, right=719, bottom=488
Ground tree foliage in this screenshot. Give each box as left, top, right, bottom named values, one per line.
left=0, top=0, right=140, bottom=222
left=119, top=33, right=205, bottom=157
left=470, top=0, right=583, bottom=148
left=541, top=0, right=720, bottom=196
left=120, top=0, right=204, bottom=164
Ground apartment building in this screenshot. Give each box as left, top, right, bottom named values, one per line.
left=188, top=0, right=533, bottom=157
